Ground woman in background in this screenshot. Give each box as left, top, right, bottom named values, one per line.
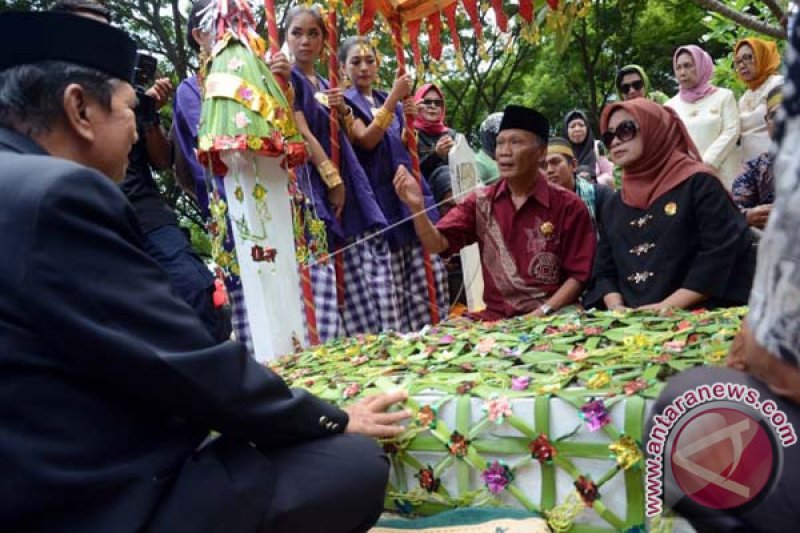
left=666, top=44, right=740, bottom=189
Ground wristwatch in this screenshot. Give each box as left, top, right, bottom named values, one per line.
left=539, top=303, right=553, bottom=316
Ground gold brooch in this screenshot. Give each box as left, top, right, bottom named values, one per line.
left=664, top=202, right=677, bottom=216
left=314, top=91, right=329, bottom=108
left=540, top=221, right=555, bottom=236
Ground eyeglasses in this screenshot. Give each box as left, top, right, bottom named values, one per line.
left=421, top=99, right=444, bottom=108
left=734, top=54, right=755, bottom=68
left=601, top=120, right=638, bottom=149
left=620, top=80, right=644, bottom=94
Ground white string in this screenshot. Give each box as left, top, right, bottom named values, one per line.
left=302, top=181, right=484, bottom=269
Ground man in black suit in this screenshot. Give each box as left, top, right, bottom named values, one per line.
left=0, top=11, right=408, bottom=533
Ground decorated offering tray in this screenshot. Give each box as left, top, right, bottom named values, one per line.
left=271, top=308, right=746, bottom=532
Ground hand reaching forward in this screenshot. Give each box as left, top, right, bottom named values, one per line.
left=344, top=390, right=410, bottom=438
left=393, top=164, right=424, bottom=212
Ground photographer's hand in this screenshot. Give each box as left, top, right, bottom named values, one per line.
left=145, top=78, right=173, bottom=110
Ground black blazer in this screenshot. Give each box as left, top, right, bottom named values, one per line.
left=0, top=128, right=348, bottom=532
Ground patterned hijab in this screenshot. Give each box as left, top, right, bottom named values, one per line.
left=478, top=112, right=503, bottom=158
left=735, top=38, right=781, bottom=91
left=674, top=45, right=717, bottom=103
left=600, top=99, right=717, bottom=210
left=412, top=83, right=449, bottom=136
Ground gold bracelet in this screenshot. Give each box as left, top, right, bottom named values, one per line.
left=317, top=160, right=343, bottom=189
left=372, top=107, right=394, bottom=131
left=342, top=113, right=356, bottom=141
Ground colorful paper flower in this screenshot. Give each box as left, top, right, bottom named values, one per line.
left=481, top=460, right=514, bottom=494
left=446, top=431, right=470, bottom=457
left=623, top=378, right=648, bottom=396
left=342, top=382, right=361, bottom=399
left=529, top=433, right=557, bottom=463
left=511, top=375, right=531, bottom=391
left=583, top=326, right=604, bottom=336
left=416, top=465, right=441, bottom=493
left=609, top=435, right=643, bottom=470
left=439, top=334, right=455, bottom=344
left=236, top=85, right=254, bottom=103
left=574, top=475, right=599, bottom=507
left=484, top=395, right=513, bottom=424
left=227, top=57, right=245, bottom=71
left=676, top=319, right=693, bottom=331
left=476, top=336, right=496, bottom=355
left=456, top=381, right=475, bottom=395
left=663, top=339, right=686, bottom=353
left=587, top=372, right=611, bottom=389
left=568, top=345, right=589, bottom=361
left=234, top=111, right=251, bottom=129
left=416, top=405, right=437, bottom=428
left=580, top=398, right=610, bottom=432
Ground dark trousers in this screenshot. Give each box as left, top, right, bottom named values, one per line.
left=148, top=434, right=388, bottom=533
left=143, top=224, right=231, bottom=342
left=648, top=366, right=800, bottom=532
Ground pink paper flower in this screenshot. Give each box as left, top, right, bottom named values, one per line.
left=481, top=460, right=514, bottom=494
left=476, top=336, right=496, bottom=354
left=227, top=57, right=245, bottom=71
left=484, top=395, right=513, bottom=424
left=568, top=345, right=589, bottom=361
left=511, top=376, right=530, bottom=391
left=234, top=111, right=250, bottom=129
left=342, top=383, right=361, bottom=399
left=663, top=339, right=686, bottom=353
left=580, top=399, right=610, bottom=432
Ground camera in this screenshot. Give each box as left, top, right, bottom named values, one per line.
left=134, top=52, right=159, bottom=126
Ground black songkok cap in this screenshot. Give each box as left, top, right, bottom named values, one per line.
left=0, top=11, right=137, bottom=83
left=498, top=105, right=550, bottom=143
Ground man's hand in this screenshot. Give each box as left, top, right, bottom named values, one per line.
left=393, top=164, right=424, bottom=212
left=728, top=321, right=800, bottom=402
left=145, top=78, right=173, bottom=110
left=344, top=390, right=410, bottom=438
left=269, top=51, right=291, bottom=80
left=745, top=204, right=772, bottom=229
left=434, top=135, right=454, bottom=159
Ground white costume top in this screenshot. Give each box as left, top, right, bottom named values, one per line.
left=666, top=87, right=741, bottom=188
left=739, top=73, right=784, bottom=164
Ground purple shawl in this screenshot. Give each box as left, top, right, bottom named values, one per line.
left=345, top=88, right=439, bottom=250
left=291, top=66, right=386, bottom=248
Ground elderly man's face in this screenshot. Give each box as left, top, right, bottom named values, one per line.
left=80, top=82, right=138, bottom=182
left=495, top=129, right=545, bottom=182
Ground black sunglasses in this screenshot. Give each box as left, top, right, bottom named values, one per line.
left=602, top=120, right=638, bottom=149
left=620, top=80, right=644, bottom=94
left=421, top=99, right=444, bottom=107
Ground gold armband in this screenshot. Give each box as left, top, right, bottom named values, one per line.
left=372, top=107, right=394, bottom=131
left=318, top=160, right=343, bottom=189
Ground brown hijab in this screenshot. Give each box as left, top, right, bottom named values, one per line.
left=600, top=99, right=717, bottom=210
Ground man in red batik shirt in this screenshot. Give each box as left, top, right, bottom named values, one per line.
left=394, top=105, right=596, bottom=321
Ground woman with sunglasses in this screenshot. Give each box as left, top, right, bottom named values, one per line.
left=734, top=37, right=783, bottom=164
left=665, top=45, right=741, bottom=189
left=413, top=83, right=460, bottom=211
left=334, top=37, right=449, bottom=331
left=614, top=65, right=668, bottom=104
left=585, top=99, right=756, bottom=311
left=285, top=6, right=402, bottom=339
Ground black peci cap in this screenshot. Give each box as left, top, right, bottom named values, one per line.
left=0, top=11, right=137, bottom=83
